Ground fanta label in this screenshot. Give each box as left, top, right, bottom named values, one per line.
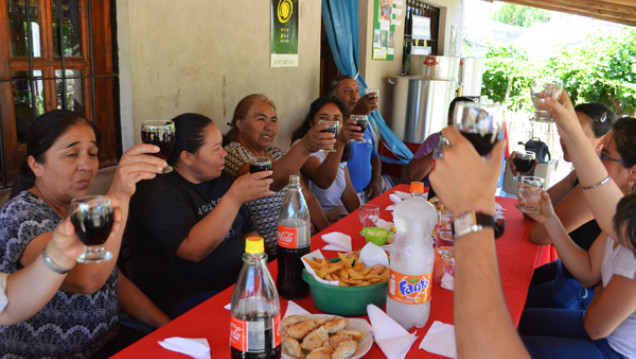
left=278, top=224, right=298, bottom=248
left=388, top=268, right=432, bottom=305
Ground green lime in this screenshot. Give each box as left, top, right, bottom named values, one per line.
left=361, top=227, right=391, bottom=246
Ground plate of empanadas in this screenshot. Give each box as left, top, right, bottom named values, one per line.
left=281, top=314, right=373, bottom=359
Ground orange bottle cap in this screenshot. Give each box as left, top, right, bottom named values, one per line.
left=410, top=181, right=425, bottom=194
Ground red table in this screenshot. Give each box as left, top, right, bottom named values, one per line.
left=113, top=184, right=542, bottom=358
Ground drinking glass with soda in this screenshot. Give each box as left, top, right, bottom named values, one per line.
left=70, top=195, right=115, bottom=263
left=141, top=120, right=176, bottom=173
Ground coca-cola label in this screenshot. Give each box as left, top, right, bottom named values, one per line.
left=273, top=314, right=281, bottom=347
left=278, top=224, right=298, bottom=249
left=230, top=314, right=281, bottom=352
left=388, top=268, right=432, bottom=305
left=230, top=316, right=247, bottom=351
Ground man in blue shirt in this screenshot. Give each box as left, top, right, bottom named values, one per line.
left=329, top=75, right=383, bottom=202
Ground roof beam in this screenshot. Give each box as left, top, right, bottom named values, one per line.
left=500, top=0, right=636, bottom=27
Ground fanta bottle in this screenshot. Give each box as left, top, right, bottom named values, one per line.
left=386, top=182, right=437, bottom=330
left=230, top=237, right=281, bottom=358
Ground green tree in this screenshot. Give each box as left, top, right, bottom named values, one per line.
left=492, top=4, right=551, bottom=28
left=480, top=27, right=636, bottom=117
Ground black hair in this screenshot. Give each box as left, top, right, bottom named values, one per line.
left=614, top=192, right=636, bottom=252
left=168, top=113, right=214, bottom=166
left=574, top=103, right=617, bottom=138
left=327, top=75, right=355, bottom=96
left=611, top=117, right=636, bottom=168
left=292, top=96, right=351, bottom=162
left=11, top=110, right=99, bottom=198
left=447, top=97, right=475, bottom=123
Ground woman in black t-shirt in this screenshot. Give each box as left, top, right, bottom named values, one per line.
left=126, top=113, right=273, bottom=317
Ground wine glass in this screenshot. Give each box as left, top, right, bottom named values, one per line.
left=452, top=102, right=503, bottom=156
left=530, top=78, right=563, bottom=122
left=350, top=115, right=370, bottom=143
left=319, top=120, right=340, bottom=152
left=510, top=150, right=536, bottom=182
left=70, top=196, right=114, bottom=263
left=141, top=120, right=176, bottom=173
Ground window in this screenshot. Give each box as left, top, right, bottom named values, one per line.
left=0, top=0, right=118, bottom=188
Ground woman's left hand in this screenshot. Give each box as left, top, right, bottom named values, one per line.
left=515, top=190, right=556, bottom=224
left=339, top=119, right=364, bottom=143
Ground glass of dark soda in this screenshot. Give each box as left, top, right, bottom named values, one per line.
left=319, top=120, right=339, bottom=152
left=70, top=196, right=115, bottom=263
left=350, top=115, right=370, bottom=143
left=452, top=102, right=503, bottom=156
left=141, top=120, right=176, bottom=173
left=510, top=150, right=536, bottom=182
left=249, top=157, right=272, bottom=174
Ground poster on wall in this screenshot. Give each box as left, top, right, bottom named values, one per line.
left=270, top=0, right=299, bottom=67
left=372, top=0, right=397, bottom=61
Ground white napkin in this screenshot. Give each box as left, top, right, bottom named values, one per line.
left=301, top=249, right=340, bottom=286
left=441, top=272, right=454, bottom=291
left=321, top=231, right=352, bottom=251
left=158, top=337, right=211, bottom=359
left=284, top=300, right=311, bottom=317
left=375, top=218, right=394, bottom=231
left=367, top=304, right=418, bottom=359
left=393, top=190, right=411, bottom=200
left=359, top=242, right=389, bottom=267
left=419, top=321, right=457, bottom=358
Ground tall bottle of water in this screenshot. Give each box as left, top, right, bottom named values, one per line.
left=276, top=174, right=310, bottom=299
left=230, top=237, right=281, bottom=359
left=386, top=182, right=437, bottom=330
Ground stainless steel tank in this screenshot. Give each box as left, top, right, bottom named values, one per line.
left=459, top=57, right=484, bottom=97
left=408, top=55, right=460, bottom=81
left=388, top=76, right=459, bottom=143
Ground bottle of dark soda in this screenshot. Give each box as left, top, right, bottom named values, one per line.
left=230, top=237, right=281, bottom=359
left=276, top=174, right=310, bottom=299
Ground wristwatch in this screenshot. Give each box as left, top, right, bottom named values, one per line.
left=452, top=212, right=504, bottom=239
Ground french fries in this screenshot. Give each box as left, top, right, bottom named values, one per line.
left=303, top=253, right=389, bottom=287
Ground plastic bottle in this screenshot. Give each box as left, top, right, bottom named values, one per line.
left=386, top=181, right=437, bottom=330
left=276, top=174, right=310, bottom=299
left=230, top=237, right=282, bottom=359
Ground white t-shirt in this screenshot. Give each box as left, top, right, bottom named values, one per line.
left=307, top=150, right=348, bottom=212
left=601, top=237, right=636, bottom=357
left=0, top=272, right=8, bottom=313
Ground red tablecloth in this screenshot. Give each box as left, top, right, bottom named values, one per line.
left=113, top=184, right=542, bottom=359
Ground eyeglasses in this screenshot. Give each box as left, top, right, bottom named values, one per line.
left=600, top=153, right=626, bottom=166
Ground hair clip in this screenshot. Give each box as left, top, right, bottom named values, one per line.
left=599, top=112, right=607, bottom=123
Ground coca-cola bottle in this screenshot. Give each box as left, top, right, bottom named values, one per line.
left=276, top=174, right=310, bottom=299
left=230, top=237, right=281, bottom=359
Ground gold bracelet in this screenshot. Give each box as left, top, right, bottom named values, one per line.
left=582, top=175, right=610, bottom=190
left=41, top=246, right=74, bottom=274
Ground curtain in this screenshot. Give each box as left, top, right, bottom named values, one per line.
left=322, top=0, right=413, bottom=165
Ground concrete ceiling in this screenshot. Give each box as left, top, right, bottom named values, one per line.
left=491, top=0, right=636, bottom=27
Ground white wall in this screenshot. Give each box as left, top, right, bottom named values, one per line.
left=116, top=0, right=322, bottom=151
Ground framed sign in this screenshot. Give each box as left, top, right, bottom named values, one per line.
left=270, top=0, right=299, bottom=67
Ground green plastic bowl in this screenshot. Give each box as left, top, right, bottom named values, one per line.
left=302, top=266, right=388, bottom=316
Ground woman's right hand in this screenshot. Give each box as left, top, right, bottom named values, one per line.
left=515, top=190, right=556, bottom=225
left=339, top=118, right=364, bottom=143
left=545, top=91, right=582, bottom=137
left=300, top=122, right=337, bottom=153
left=226, top=171, right=274, bottom=204
left=108, top=144, right=167, bottom=201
